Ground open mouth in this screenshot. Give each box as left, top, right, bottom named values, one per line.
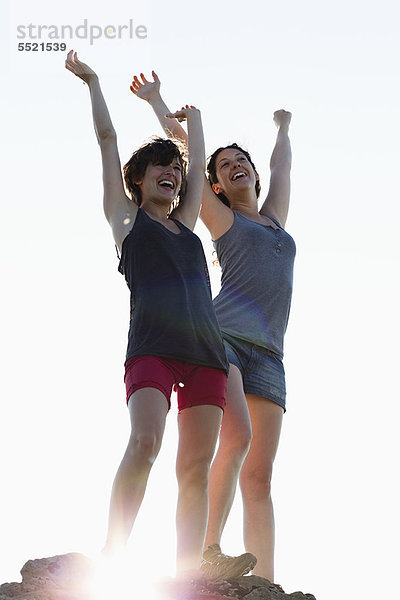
left=158, top=179, right=175, bottom=190
left=231, top=171, right=247, bottom=181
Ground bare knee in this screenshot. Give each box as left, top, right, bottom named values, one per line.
left=221, top=423, right=252, bottom=462
left=177, top=456, right=211, bottom=490
left=126, top=430, right=163, bottom=467
left=240, top=463, right=273, bottom=502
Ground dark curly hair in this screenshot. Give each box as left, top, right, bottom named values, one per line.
left=207, top=143, right=260, bottom=207
left=123, top=137, right=188, bottom=211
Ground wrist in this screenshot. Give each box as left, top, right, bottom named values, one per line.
left=147, top=92, right=163, bottom=106
left=278, top=124, right=290, bottom=136
left=87, top=74, right=100, bottom=88
left=186, top=109, right=201, bottom=124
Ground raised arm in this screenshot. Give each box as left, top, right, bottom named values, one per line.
left=167, top=107, right=205, bottom=231
left=131, top=70, right=233, bottom=239
left=130, top=71, right=188, bottom=144
left=259, top=110, right=292, bottom=228
left=65, top=50, right=135, bottom=250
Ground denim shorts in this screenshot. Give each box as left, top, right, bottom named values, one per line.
left=222, top=332, right=286, bottom=411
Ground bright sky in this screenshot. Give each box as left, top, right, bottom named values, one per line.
left=1, top=1, right=399, bottom=599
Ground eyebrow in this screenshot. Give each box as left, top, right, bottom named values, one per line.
left=217, top=152, right=245, bottom=166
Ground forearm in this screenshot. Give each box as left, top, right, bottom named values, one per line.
left=170, top=108, right=205, bottom=229
left=148, top=94, right=188, bottom=143
left=186, top=111, right=205, bottom=171
left=88, top=77, right=116, bottom=142
left=270, top=126, right=292, bottom=173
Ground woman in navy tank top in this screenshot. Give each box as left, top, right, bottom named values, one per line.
left=133, top=71, right=295, bottom=585
left=66, top=51, right=229, bottom=585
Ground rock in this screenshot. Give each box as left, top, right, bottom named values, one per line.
left=192, top=576, right=316, bottom=600
left=0, top=554, right=94, bottom=600
left=0, top=582, right=25, bottom=599
left=20, top=553, right=93, bottom=592
left=0, top=554, right=316, bottom=600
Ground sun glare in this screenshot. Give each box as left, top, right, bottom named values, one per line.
left=91, top=553, right=162, bottom=600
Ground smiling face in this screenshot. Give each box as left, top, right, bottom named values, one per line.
left=207, top=144, right=260, bottom=205
left=137, top=158, right=183, bottom=207
left=123, top=138, right=187, bottom=209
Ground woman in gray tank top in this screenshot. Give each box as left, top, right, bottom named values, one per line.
left=133, top=71, right=294, bottom=585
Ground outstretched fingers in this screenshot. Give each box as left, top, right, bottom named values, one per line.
left=130, top=70, right=160, bottom=99
left=130, top=75, right=142, bottom=94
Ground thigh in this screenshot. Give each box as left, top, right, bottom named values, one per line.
left=219, top=363, right=252, bottom=443
left=128, top=387, right=169, bottom=441
left=176, top=405, right=223, bottom=473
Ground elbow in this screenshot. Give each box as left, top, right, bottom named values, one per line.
left=97, top=128, right=117, bottom=143
left=271, top=161, right=291, bottom=176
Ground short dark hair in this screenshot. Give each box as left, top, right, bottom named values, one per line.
left=207, top=143, right=260, bottom=206
left=123, top=137, right=187, bottom=209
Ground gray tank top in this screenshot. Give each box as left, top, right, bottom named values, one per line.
left=213, top=211, right=296, bottom=358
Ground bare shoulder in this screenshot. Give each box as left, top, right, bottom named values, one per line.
left=200, top=178, right=234, bottom=240
left=109, top=197, right=138, bottom=252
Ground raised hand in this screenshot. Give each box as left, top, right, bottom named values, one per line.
left=65, top=50, right=98, bottom=84
left=166, top=105, right=198, bottom=123
left=274, top=109, right=292, bottom=130
left=130, top=71, right=160, bottom=102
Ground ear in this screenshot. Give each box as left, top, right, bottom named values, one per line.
left=132, top=178, right=143, bottom=192
left=212, top=182, right=223, bottom=195
left=254, top=170, right=260, bottom=182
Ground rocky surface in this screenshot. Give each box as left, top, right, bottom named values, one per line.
left=181, top=575, right=317, bottom=600
left=0, top=554, right=317, bottom=600
left=0, top=554, right=94, bottom=600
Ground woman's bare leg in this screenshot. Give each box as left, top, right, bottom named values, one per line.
left=175, top=405, right=223, bottom=576
left=239, top=396, right=283, bottom=581
left=103, top=388, right=169, bottom=554
left=204, top=365, right=252, bottom=547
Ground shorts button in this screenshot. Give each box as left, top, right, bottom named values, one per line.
left=276, top=248, right=281, bottom=253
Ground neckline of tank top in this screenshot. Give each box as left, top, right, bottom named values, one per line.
left=141, top=208, right=184, bottom=236
left=119, top=208, right=185, bottom=257
left=234, top=211, right=283, bottom=231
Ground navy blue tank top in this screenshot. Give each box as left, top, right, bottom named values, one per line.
left=118, top=209, right=228, bottom=373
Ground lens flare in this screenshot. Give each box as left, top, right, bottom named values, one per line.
left=91, top=552, right=160, bottom=600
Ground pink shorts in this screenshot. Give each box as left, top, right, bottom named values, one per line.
left=124, top=355, right=226, bottom=412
